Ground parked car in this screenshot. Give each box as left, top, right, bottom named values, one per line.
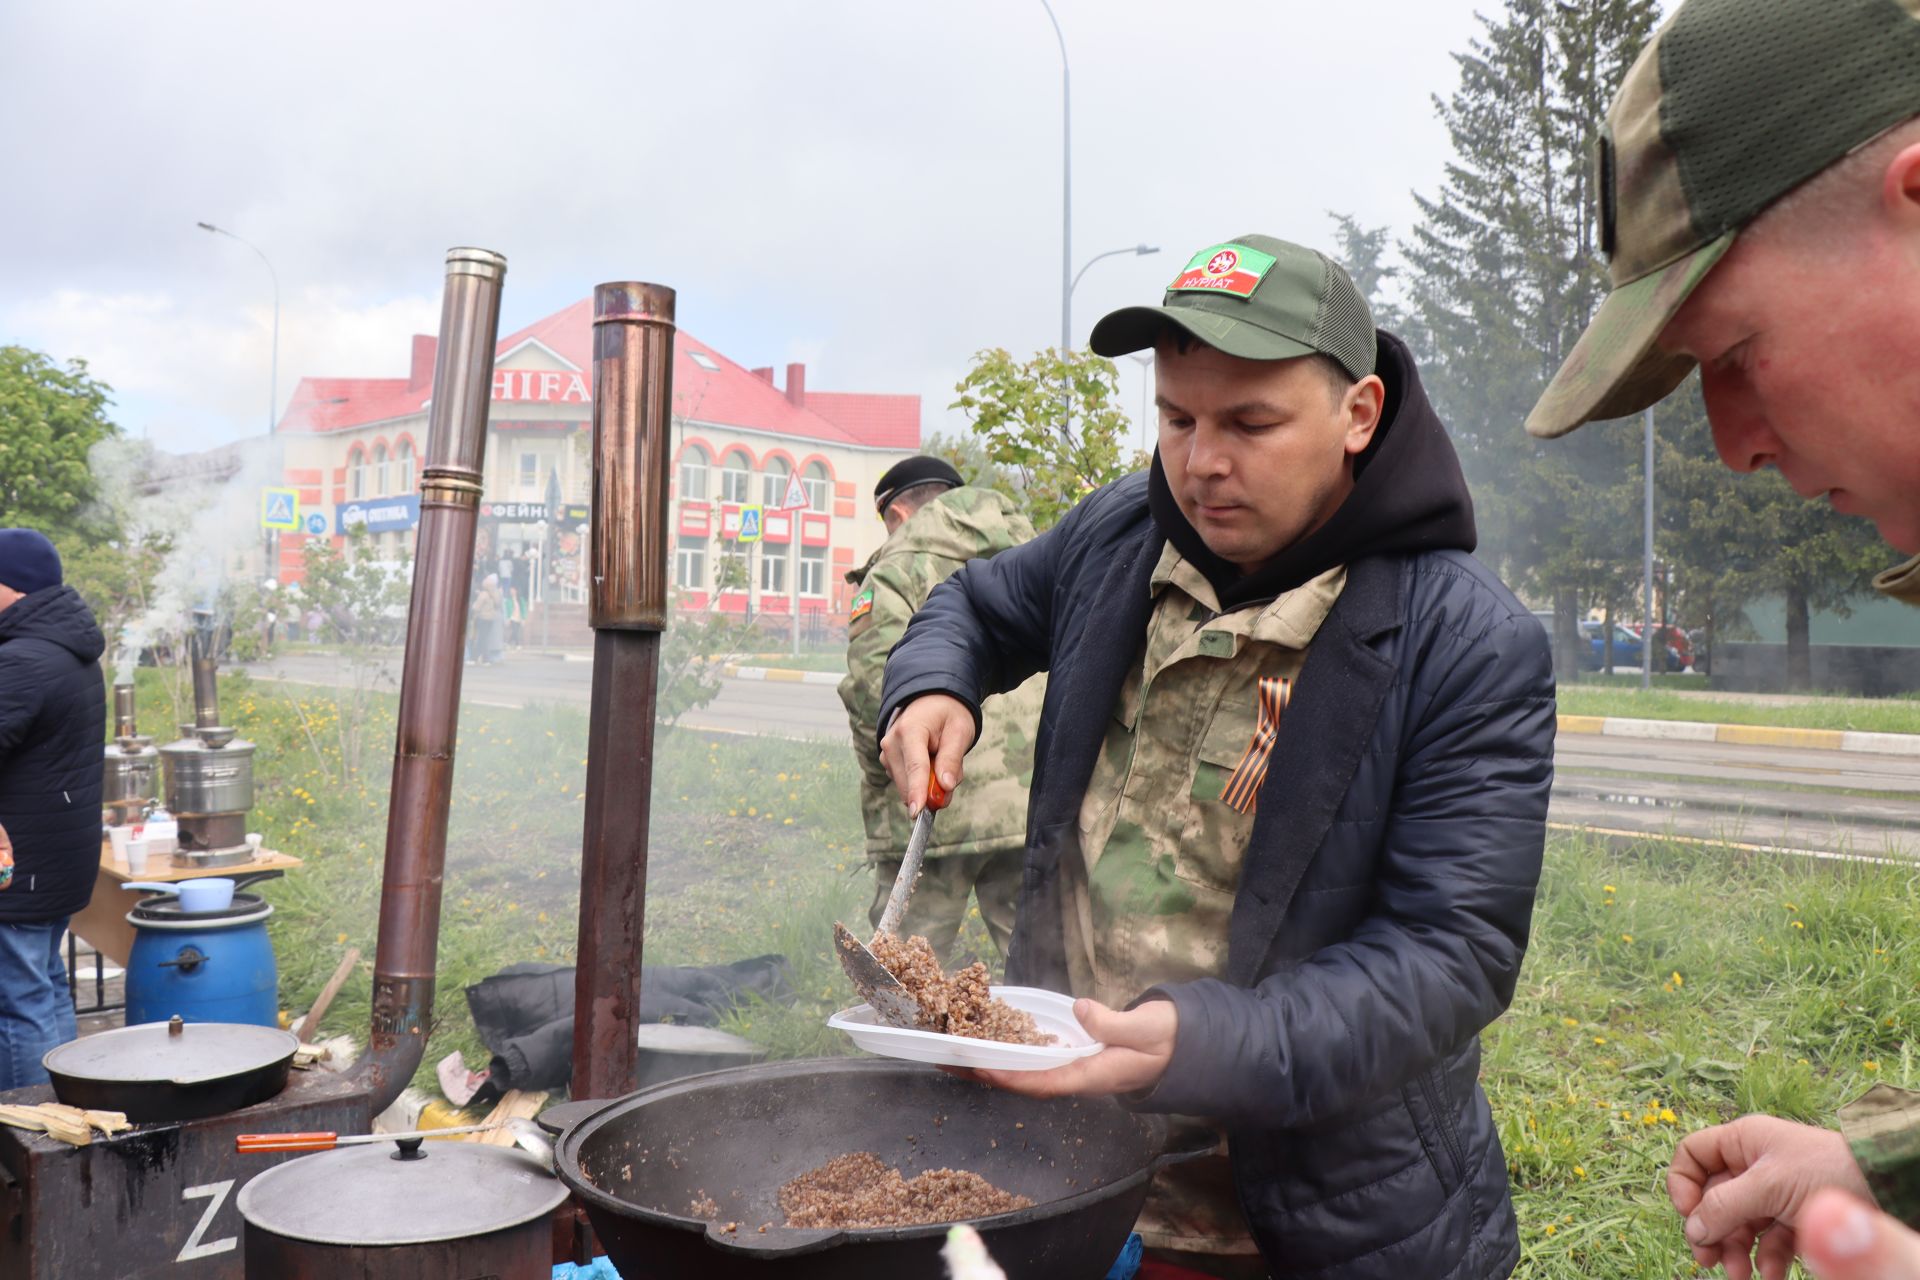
left=1580, top=621, right=1683, bottom=672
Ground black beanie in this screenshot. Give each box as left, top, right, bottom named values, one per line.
left=0, top=528, right=62, bottom=594
left=873, top=456, right=963, bottom=513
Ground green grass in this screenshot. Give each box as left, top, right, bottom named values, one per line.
left=1486, top=834, right=1919, bottom=1277
left=1557, top=685, right=1920, bottom=735
left=722, top=651, right=849, bottom=675
left=169, top=671, right=1920, bottom=1276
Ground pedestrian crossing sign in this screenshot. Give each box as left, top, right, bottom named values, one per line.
left=261, top=487, right=300, bottom=531
left=737, top=504, right=764, bottom=543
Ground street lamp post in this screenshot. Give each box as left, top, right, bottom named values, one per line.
left=1040, top=0, right=1070, bottom=360
left=198, top=221, right=281, bottom=577
left=1061, top=244, right=1159, bottom=438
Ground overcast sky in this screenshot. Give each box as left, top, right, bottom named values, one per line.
left=1, top=0, right=1505, bottom=457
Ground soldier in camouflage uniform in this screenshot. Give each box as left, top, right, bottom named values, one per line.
left=838, top=457, right=1044, bottom=963
left=1528, top=0, right=1920, bottom=1272
left=878, top=237, right=1555, bottom=1280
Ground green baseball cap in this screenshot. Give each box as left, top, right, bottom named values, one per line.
left=1528, top=0, right=1920, bottom=439
left=1089, top=234, right=1377, bottom=380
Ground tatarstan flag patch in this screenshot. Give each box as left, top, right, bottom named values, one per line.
left=1168, top=242, right=1277, bottom=298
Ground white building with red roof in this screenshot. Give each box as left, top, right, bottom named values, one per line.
left=272, top=297, right=920, bottom=632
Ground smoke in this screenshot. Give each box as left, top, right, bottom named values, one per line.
left=87, top=434, right=281, bottom=683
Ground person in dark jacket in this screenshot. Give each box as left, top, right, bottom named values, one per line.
left=0, top=529, right=106, bottom=1088
left=878, top=237, right=1555, bottom=1279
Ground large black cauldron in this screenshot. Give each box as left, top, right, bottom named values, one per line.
left=556, top=1058, right=1201, bottom=1278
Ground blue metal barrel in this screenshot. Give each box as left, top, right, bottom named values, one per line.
left=124, top=897, right=279, bottom=1027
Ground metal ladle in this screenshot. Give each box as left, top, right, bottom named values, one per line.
left=833, top=773, right=948, bottom=1029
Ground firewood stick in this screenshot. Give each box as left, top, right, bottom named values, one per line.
left=294, top=947, right=361, bottom=1044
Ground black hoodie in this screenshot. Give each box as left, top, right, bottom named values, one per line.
left=1148, top=330, right=1476, bottom=610
left=0, top=584, right=106, bottom=922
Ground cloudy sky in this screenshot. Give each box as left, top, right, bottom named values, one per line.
left=1, top=1, right=1503, bottom=457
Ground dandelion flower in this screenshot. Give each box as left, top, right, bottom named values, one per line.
left=1603, top=885, right=1616, bottom=893
left=1573, top=1166, right=1586, bottom=1178
left=1660, top=1109, right=1677, bottom=1124
left=1544, top=1225, right=1557, bottom=1237
left=1562, top=1018, right=1580, bottom=1028
left=336, top=932, right=349, bottom=944
left=1792, top=921, right=1806, bottom=930
left=1866, top=1061, right=1880, bottom=1072
left=1670, top=972, right=1683, bottom=988
left=1593, top=1037, right=1608, bottom=1046
left=1620, top=934, right=1633, bottom=943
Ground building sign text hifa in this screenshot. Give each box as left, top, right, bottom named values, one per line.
left=492, top=368, right=590, bottom=404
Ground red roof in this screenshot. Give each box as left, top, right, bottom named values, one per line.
left=277, top=298, right=918, bottom=450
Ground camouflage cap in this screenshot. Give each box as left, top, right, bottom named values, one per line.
left=1528, top=0, right=1920, bottom=439
left=1089, top=234, right=1377, bottom=381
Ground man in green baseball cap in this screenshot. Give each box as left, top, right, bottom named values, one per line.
left=1531, top=0, right=1920, bottom=1274
left=871, top=234, right=1554, bottom=1279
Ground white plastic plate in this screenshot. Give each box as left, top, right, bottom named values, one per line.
left=828, top=985, right=1105, bottom=1072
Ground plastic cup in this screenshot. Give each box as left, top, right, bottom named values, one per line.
left=124, top=838, right=150, bottom=875
left=108, top=826, right=133, bottom=862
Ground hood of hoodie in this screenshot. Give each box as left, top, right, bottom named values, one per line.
left=0, top=584, right=108, bottom=664
left=847, top=486, right=1036, bottom=585
left=1148, top=329, right=1476, bottom=610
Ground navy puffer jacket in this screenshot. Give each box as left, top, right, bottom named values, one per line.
left=880, top=474, right=1554, bottom=1278
left=0, top=585, right=106, bottom=923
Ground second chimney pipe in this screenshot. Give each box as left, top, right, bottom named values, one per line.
left=351, top=248, right=507, bottom=1115
left=571, top=282, right=674, bottom=1101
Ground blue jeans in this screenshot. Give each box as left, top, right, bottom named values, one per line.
left=0, top=917, right=77, bottom=1090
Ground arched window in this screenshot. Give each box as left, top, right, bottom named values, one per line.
left=678, top=444, right=711, bottom=501
left=396, top=439, right=416, bottom=493
left=802, top=461, right=831, bottom=513
left=373, top=443, right=390, bottom=496
left=348, top=446, right=367, bottom=500
left=719, top=449, right=752, bottom=503
left=760, top=455, right=791, bottom=508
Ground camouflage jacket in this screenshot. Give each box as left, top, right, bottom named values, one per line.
left=838, top=487, right=1045, bottom=862
left=1840, top=1084, right=1920, bottom=1227
left=1064, top=546, right=1344, bottom=1255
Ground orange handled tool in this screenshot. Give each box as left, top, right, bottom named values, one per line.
left=237, top=1122, right=499, bottom=1153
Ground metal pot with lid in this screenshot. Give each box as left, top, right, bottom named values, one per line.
left=43, top=1015, right=298, bottom=1123
left=237, top=1133, right=569, bottom=1279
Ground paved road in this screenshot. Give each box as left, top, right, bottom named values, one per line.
left=241, top=652, right=1920, bottom=860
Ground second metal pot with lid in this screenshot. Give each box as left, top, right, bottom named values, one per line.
left=43, top=1016, right=297, bottom=1122
left=236, top=1135, right=569, bottom=1279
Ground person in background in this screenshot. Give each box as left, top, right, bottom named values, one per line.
left=0, top=529, right=106, bottom=1088
left=505, top=584, right=525, bottom=650
left=1526, top=1, right=1920, bottom=1274
left=838, top=457, right=1045, bottom=964
left=473, top=573, right=504, bottom=665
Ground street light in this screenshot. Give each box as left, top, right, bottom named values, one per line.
left=196, top=222, right=280, bottom=440
left=198, top=220, right=282, bottom=578
left=1039, top=0, right=1070, bottom=359
left=1069, top=244, right=1160, bottom=310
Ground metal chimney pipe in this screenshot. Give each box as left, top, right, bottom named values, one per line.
left=353, top=247, right=507, bottom=1114
left=114, top=683, right=138, bottom=740
left=189, top=612, right=220, bottom=731
left=571, top=282, right=674, bottom=1101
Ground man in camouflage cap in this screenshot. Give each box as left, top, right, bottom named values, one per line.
left=1529, top=0, right=1920, bottom=1273
left=876, top=235, right=1554, bottom=1279
left=838, top=456, right=1044, bottom=962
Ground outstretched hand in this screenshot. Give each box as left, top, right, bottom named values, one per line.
left=1668, top=1115, right=1871, bottom=1280
left=0, top=821, right=12, bottom=890
left=964, top=998, right=1178, bottom=1100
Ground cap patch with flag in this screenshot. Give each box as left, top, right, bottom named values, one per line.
left=1169, top=243, right=1278, bottom=299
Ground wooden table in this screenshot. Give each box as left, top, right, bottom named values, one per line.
left=69, top=840, right=301, bottom=967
